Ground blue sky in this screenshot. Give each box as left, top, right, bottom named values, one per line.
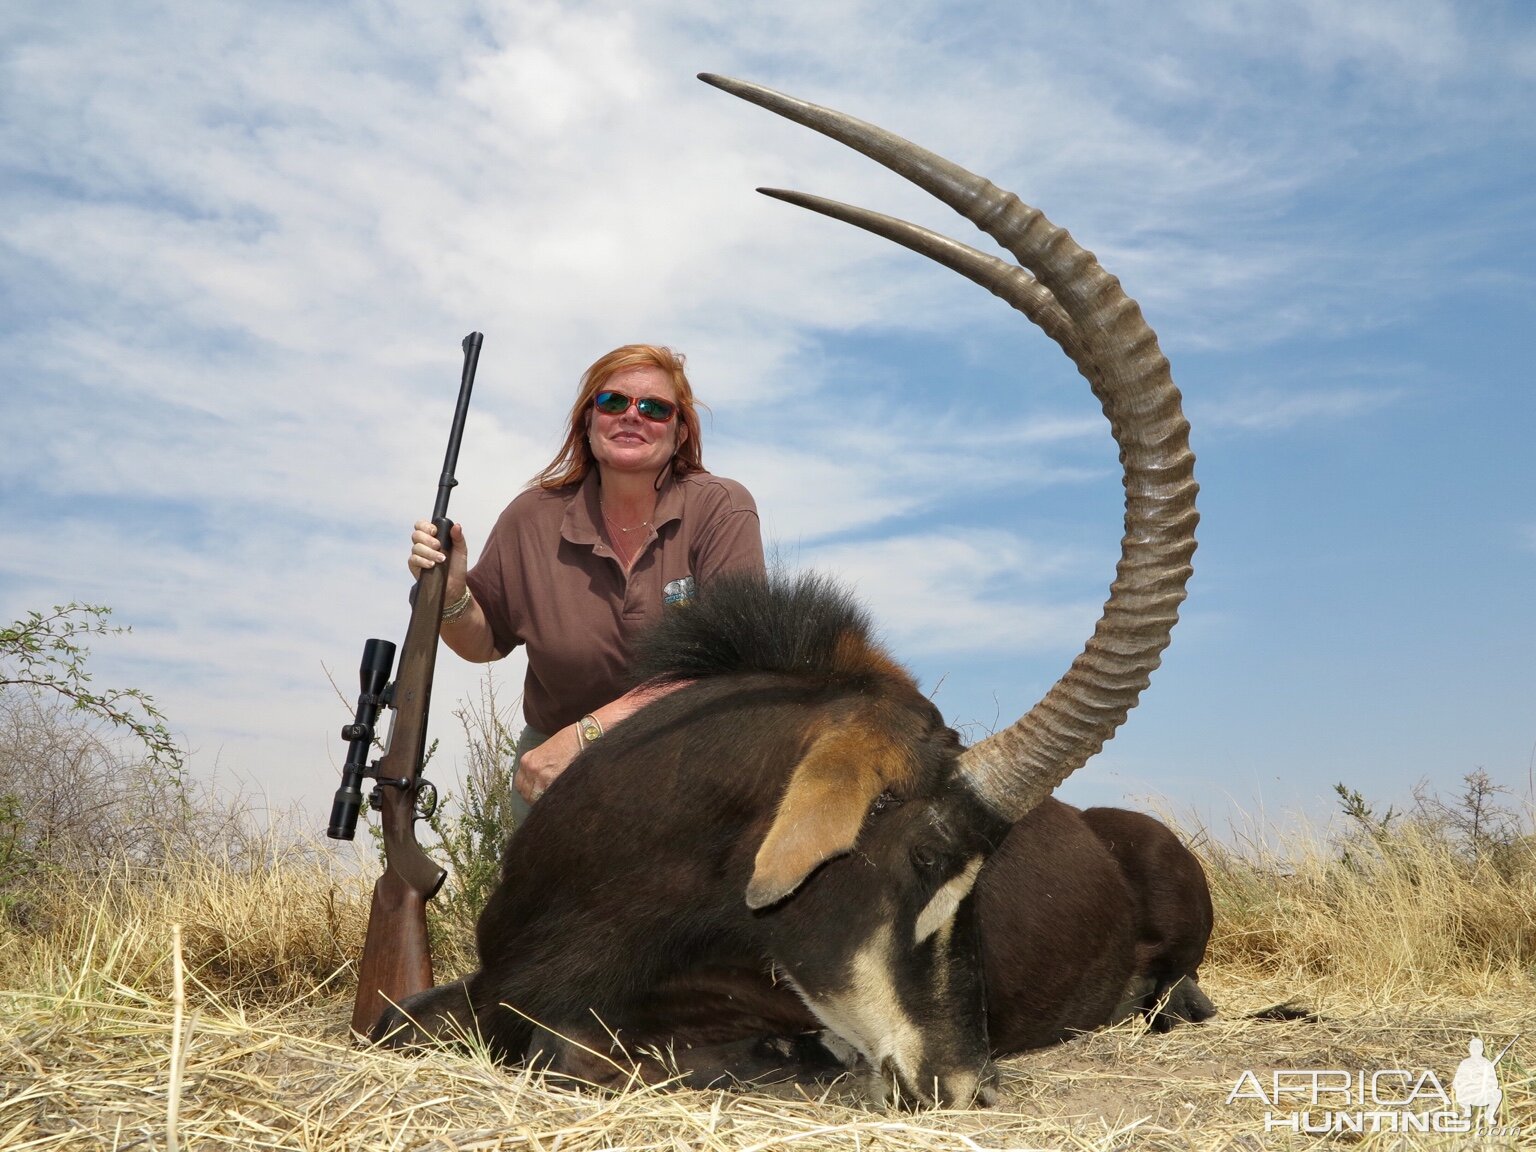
left=3, top=0, right=1533, bottom=836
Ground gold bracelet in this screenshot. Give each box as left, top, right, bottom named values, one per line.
left=440, top=587, right=473, bottom=622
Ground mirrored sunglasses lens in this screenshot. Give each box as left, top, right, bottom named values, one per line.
left=594, top=391, right=630, bottom=414
left=636, top=398, right=675, bottom=421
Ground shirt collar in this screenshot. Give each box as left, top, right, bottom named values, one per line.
left=653, top=470, right=685, bottom=528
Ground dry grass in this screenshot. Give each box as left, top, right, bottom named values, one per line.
left=1216, top=821, right=1535, bottom=971
left=4, top=816, right=1535, bottom=1151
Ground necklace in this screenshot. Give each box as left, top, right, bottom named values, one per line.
left=601, top=502, right=652, bottom=534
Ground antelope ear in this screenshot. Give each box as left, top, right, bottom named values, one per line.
left=745, top=724, right=907, bottom=910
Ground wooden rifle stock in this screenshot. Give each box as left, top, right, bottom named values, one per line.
left=335, top=332, right=482, bottom=1038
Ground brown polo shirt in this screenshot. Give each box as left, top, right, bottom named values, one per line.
left=464, top=470, right=765, bottom=734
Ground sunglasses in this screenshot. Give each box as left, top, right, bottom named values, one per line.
left=593, top=390, right=677, bottom=423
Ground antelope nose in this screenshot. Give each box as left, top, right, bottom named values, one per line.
left=877, top=1057, right=994, bottom=1109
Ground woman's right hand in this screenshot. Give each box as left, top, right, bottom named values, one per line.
left=409, top=519, right=469, bottom=601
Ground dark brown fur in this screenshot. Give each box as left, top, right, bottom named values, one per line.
left=1079, top=806, right=1217, bottom=1030
left=974, top=799, right=1140, bottom=1052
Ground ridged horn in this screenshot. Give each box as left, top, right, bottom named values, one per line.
left=702, top=73, right=1198, bottom=821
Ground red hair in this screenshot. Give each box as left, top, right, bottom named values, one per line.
left=531, top=344, right=705, bottom=490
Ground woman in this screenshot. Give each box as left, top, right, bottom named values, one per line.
left=408, top=344, right=764, bottom=822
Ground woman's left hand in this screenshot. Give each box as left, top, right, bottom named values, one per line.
left=516, top=726, right=583, bottom=803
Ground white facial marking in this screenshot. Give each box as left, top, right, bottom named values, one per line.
left=780, top=921, right=927, bottom=1091
left=914, top=855, right=984, bottom=946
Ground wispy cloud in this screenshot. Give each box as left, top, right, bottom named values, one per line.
left=1194, top=386, right=1406, bottom=433
left=795, top=530, right=1102, bottom=658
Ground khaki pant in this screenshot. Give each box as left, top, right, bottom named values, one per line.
left=508, top=724, right=548, bottom=831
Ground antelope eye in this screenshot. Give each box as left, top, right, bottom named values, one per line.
left=911, top=843, right=940, bottom=870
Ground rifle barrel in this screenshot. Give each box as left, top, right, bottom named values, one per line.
left=432, top=332, right=483, bottom=525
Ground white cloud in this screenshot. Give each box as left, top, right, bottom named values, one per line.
left=1194, top=386, right=1405, bottom=433
left=719, top=404, right=1110, bottom=544
left=796, top=530, right=1103, bottom=659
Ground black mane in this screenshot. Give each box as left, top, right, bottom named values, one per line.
left=632, top=570, right=892, bottom=684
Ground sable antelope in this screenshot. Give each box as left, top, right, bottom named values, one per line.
left=374, top=73, right=1201, bottom=1107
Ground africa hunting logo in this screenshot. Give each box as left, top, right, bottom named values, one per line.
left=1227, top=1036, right=1518, bottom=1136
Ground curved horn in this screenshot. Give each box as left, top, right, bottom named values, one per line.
left=702, top=74, right=1198, bottom=821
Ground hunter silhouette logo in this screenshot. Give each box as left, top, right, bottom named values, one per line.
left=1453, top=1036, right=1514, bottom=1130
left=1227, top=1035, right=1519, bottom=1136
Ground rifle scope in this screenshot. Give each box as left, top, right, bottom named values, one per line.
left=327, top=637, right=396, bottom=840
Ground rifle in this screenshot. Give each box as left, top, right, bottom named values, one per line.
left=328, top=331, right=483, bottom=1037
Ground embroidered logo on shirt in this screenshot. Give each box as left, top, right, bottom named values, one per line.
left=663, top=575, right=696, bottom=607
